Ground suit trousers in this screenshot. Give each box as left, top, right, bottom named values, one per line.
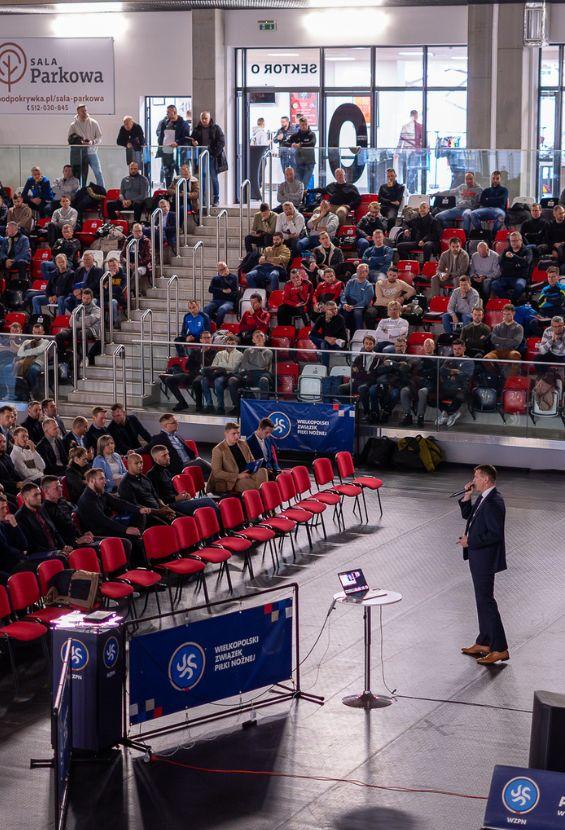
left=470, top=562, right=508, bottom=652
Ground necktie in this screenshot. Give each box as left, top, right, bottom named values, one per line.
left=35, top=510, right=56, bottom=550
left=472, top=494, right=483, bottom=514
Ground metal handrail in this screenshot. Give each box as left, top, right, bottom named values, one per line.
left=260, top=150, right=273, bottom=208
left=125, top=237, right=139, bottom=318
left=42, top=340, right=59, bottom=402
left=99, top=270, right=114, bottom=346
left=216, top=208, right=228, bottom=264
left=166, top=274, right=180, bottom=355
left=198, top=149, right=211, bottom=224
left=150, top=207, right=164, bottom=283
left=112, top=344, right=127, bottom=410
left=175, top=176, right=190, bottom=250
left=239, top=178, right=251, bottom=256
left=140, top=308, right=154, bottom=398
left=71, top=304, right=88, bottom=392
left=183, top=240, right=204, bottom=305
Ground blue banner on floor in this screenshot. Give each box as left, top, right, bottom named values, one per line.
left=128, top=598, right=293, bottom=725
left=240, top=399, right=355, bottom=454
left=483, top=765, right=565, bottom=829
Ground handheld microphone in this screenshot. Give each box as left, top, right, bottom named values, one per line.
left=449, top=487, right=473, bottom=498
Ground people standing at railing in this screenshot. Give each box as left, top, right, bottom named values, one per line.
left=174, top=299, right=211, bottom=357
left=47, top=196, right=78, bottom=247
left=434, top=171, right=482, bottom=233
left=7, top=194, right=33, bottom=235
left=0, top=221, right=31, bottom=284
left=245, top=203, right=277, bottom=254
left=121, top=223, right=152, bottom=295
left=274, top=116, right=294, bottom=174
left=298, top=200, right=338, bottom=254
left=156, top=104, right=190, bottom=187
left=275, top=167, right=304, bottom=214
left=191, top=111, right=226, bottom=208
left=397, top=110, right=423, bottom=194
left=68, top=104, right=105, bottom=188
left=204, top=262, right=239, bottom=326
left=21, top=167, right=54, bottom=219
left=251, top=118, right=270, bottom=146
left=116, top=115, right=146, bottom=168
left=468, top=171, right=508, bottom=235
left=325, top=168, right=361, bottom=225
left=51, top=165, right=80, bottom=210
left=283, top=116, right=316, bottom=188
left=168, top=163, right=199, bottom=218
left=377, top=169, right=405, bottom=230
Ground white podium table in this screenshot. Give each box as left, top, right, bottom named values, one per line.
left=334, top=589, right=402, bottom=710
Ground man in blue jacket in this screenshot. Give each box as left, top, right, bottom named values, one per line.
left=340, top=264, right=374, bottom=334
left=0, top=222, right=31, bottom=283
left=21, top=166, right=54, bottom=217
left=204, top=261, right=238, bottom=326
left=246, top=418, right=281, bottom=480
left=175, top=300, right=211, bottom=357
left=469, top=171, right=508, bottom=235
left=361, top=229, right=394, bottom=282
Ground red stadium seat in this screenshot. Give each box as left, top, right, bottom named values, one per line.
left=422, top=296, right=449, bottom=326
left=312, top=457, right=363, bottom=529
left=99, top=537, right=163, bottom=615
left=172, top=516, right=233, bottom=592
left=335, top=450, right=383, bottom=521
left=142, top=525, right=208, bottom=610
left=110, top=219, right=129, bottom=234
left=172, top=473, right=197, bottom=498
left=525, top=337, right=541, bottom=362
left=502, top=376, right=531, bottom=416
left=268, top=290, right=284, bottom=312
left=0, top=585, right=49, bottom=693
left=69, top=547, right=135, bottom=607
left=76, top=219, right=103, bottom=247
left=407, top=331, right=432, bottom=355
left=7, top=571, right=70, bottom=625
left=4, top=311, right=28, bottom=330
left=219, top=497, right=277, bottom=572
left=181, top=464, right=205, bottom=496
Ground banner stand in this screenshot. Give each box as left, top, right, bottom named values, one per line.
left=121, top=583, right=323, bottom=758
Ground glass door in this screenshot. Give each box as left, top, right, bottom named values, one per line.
left=538, top=89, right=560, bottom=198
left=324, top=94, right=371, bottom=190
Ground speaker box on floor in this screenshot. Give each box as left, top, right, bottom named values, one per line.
left=529, top=690, right=565, bottom=772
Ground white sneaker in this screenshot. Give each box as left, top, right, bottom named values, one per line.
left=436, top=411, right=448, bottom=426
left=446, top=411, right=461, bottom=428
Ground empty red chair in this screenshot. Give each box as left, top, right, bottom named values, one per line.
left=277, top=361, right=299, bottom=396
left=312, top=457, right=363, bottom=528
left=99, top=537, right=163, bottom=616
left=220, top=322, right=241, bottom=335
left=219, top=497, right=278, bottom=571
left=270, top=335, right=291, bottom=360
left=172, top=516, right=233, bottom=593
left=142, top=525, right=208, bottom=609
left=422, top=296, right=449, bottom=326
left=0, top=585, right=49, bottom=693
left=268, top=290, right=284, bottom=312
left=184, top=439, right=199, bottom=457
left=194, top=505, right=255, bottom=577
left=242, top=488, right=297, bottom=562
left=7, top=571, right=70, bottom=625
left=36, top=559, right=65, bottom=597
left=172, top=473, right=197, bottom=498
left=110, top=219, right=129, bottom=234
left=296, top=338, right=317, bottom=362
left=335, top=450, right=383, bottom=522
left=495, top=229, right=510, bottom=243
left=260, top=480, right=313, bottom=551
left=31, top=279, right=48, bottom=292
left=440, top=228, right=466, bottom=252
left=182, top=464, right=205, bottom=496
left=271, top=325, right=296, bottom=343
left=4, top=311, right=28, bottom=330
left=291, top=464, right=341, bottom=524
left=50, top=314, right=72, bottom=336
left=396, top=260, right=420, bottom=277
left=502, top=376, right=531, bottom=416
left=69, top=547, right=136, bottom=610
left=525, top=337, right=541, bottom=363
left=276, top=471, right=327, bottom=540
left=415, top=259, right=437, bottom=289
left=76, top=219, right=103, bottom=246
left=31, top=248, right=52, bottom=279
left=407, top=331, right=431, bottom=355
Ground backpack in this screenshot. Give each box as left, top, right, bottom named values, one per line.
left=533, top=371, right=559, bottom=413
left=360, top=436, right=396, bottom=468
left=393, top=435, right=443, bottom=472
left=46, top=568, right=101, bottom=611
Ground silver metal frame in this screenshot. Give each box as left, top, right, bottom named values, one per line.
left=71, top=304, right=88, bottom=392
left=99, top=270, right=114, bottom=347
left=150, top=207, right=164, bottom=283
left=42, top=340, right=59, bottom=402
left=175, top=176, right=190, bottom=250
left=183, top=240, right=204, bottom=305
left=239, top=178, right=251, bottom=256
left=198, top=149, right=211, bottom=224
left=140, top=308, right=154, bottom=398
left=166, top=274, right=180, bottom=355
left=112, top=344, right=127, bottom=410
left=215, top=208, right=228, bottom=264
left=125, top=237, right=139, bottom=317
left=260, top=150, right=273, bottom=208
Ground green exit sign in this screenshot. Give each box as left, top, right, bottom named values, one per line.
left=258, top=20, right=276, bottom=31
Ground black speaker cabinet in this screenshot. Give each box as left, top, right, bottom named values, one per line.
left=529, top=690, right=565, bottom=772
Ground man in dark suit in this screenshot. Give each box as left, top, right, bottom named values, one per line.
left=36, top=418, right=67, bottom=476
left=246, top=418, right=281, bottom=481
left=149, top=413, right=211, bottom=478
left=107, top=403, right=151, bottom=455
left=21, top=401, right=44, bottom=445
left=77, top=468, right=148, bottom=541
left=15, top=482, right=72, bottom=562
left=458, top=464, right=509, bottom=665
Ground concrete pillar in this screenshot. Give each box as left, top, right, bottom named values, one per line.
left=191, top=9, right=226, bottom=139
left=495, top=3, right=526, bottom=150
left=467, top=3, right=496, bottom=149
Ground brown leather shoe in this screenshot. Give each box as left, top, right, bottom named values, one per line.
left=477, top=650, right=510, bottom=665
left=461, top=644, right=491, bottom=656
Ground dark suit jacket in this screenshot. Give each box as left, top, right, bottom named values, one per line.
left=0, top=521, right=28, bottom=573
left=36, top=436, right=67, bottom=475
left=108, top=415, right=151, bottom=455
left=77, top=486, right=139, bottom=539
left=15, top=504, right=64, bottom=554
left=0, top=452, right=22, bottom=495
left=148, top=431, right=195, bottom=476
left=21, top=416, right=44, bottom=445
left=246, top=432, right=279, bottom=472
left=459, top=488, right=506, bottom=573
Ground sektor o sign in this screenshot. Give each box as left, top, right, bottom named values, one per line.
left=246, top=48, right=319, bottom=87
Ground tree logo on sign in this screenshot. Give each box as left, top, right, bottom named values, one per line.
left=0, top=43, right=27, bottom=91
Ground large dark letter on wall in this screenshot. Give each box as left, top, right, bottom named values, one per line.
left=327, top=103, right=368, bottom=183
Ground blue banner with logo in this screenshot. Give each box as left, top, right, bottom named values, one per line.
left=128, top=597, right=293, bottom=726
left=240, top=399, right=355, bottom=454
left=483, top=765, right=565, bottom=829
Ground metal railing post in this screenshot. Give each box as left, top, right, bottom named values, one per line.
left=216, top=208, right=228, bottom=264
left=99, top=271, right=114, bottom=346
left=42, top=340, right=59, bottom=403
left=175, top=176, right=189, bottom=250
left=183, top=241, right=204, bottom=305
left=166, top=274, right=179, bottom=356
left=260, top=150, right=273, bottom=206
left=112, top=345, right=127, bottom=410
left=199, top=149, right=210, bottom=224
left=140, top=309, right=154, bottom=398
left=239, top=178, right=251, bottom=256
left=150, top=207, right=164, bottom=284
left=125, top=237, right=139, bottom=318
left=71, top=304, right=87, bottom=392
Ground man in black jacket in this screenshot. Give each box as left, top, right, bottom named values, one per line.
left=458, top=464, right=509, bottom=665
left=0, top=433, right=23, bottom=501
left=0, top=493, right=29, bottom=578
left=118, top=453, right=176, bottom=526
left=15, top=482, right=72, bottom=562
left=107, top=404, right=151, bottom=454
left=41, top=475, right=95, bottom=547
left=149, top=413, right=211, bottom=477
left=147, top=445, right=219, bottom=517
left=396, top=201, right=441, bottom=263
left=156, top=104, right=189, bottom=186
left=191, top=111, right=225, bottom=207
left=36, top=418, right=67, bottom=476
left=77, top=468, right=148, bottom=550
left=325, top=168, right=361, bottom=225
left=41, top=399, right=66, bottom=437
left=21, top=400, right=44, bottom=445
left=283, top=116, right=316, bottom=187
left=490, top=230, right=532, bottom=305
left=84, top=406, right=109, bottom=453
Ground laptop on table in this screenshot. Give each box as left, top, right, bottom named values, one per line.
left=338, top=569, right=386, bottom=602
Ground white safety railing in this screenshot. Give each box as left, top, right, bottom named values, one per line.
left=198, top=149, right=211, bottom=223
left=175, top=176, right=191, bottom=250
left=112, top=344, right=127, bottom=409
left=150, top=207, right=164, bottom=283
left=183, top=240, right=204, bottom=305
left=166, top=274, right=180, bottom=356
left=260, top=150, right=273, bottom=208
left=71, top=304, right=88, bottom=392
left=239, top=178, right=251, bottom=256
left=140, top=308, right=154, bottom=398
left=216, top=208, right=228, bottom=264
left=125, top=237, right=139, bottom=317
left=99, top=270, right=114, bottom=346
left=42, top=340, right=59, bottom=402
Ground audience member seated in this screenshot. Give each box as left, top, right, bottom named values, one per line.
left=48, top=196, right=78, bottom=246
left=175, top=299, right=211, bottom=356
left=0, top=325, right=25, bottom=401
left=77, top=468, right=148, bottom=556
left=399, top=337, right=437, bottom=427
left=107, top=161, right=149, bottom=222
left=63, top=415, right=90, bottom=455
left=356, top=202, right=387, bottom=255
left=207, top=422, right=268, bottom=495
left=65, top=446, right=90, bottom=503
left=55, top=288, right=101, bottom=369
left=107, top=403, right=150, bottom=454
left=118, top=452, right=176, bottom=526
left=491, top=231, right=532, bottom=305
left=7, top=193, right=33, bottom=235
left=442, top=275, right=481, bottom=334
left=73, top=251, right=103, bottom=297
left=32, top=253, right=74, bottom=315
left=347, top=334, right=379, bottom=420
left=536, top=316, right=565, bottom=363
left=367, top=265, right=416, bottom=325
left=310, top=300, right=348, bottom=366
left=49, top=223, right=81, bottom=270
left=246, top=233, right=290, bottom=292
left=340, top=264, right=374, bottom=334
left=483, top=304, right=524, bottom=366
left=42, top=398, right=66, bottom=436
left=0, top=405, right=17, bottom=450
left=538, top=204, right=565, bottom=261
left=275, top=167, right=304, bottom=214
left=150, top=412, right=211, bottom=477
left=275, top=202, right=305, bottom=256
left=16, top=482, right=72, bottom=563
left=51, top=164, right=80, bottom=208
left=537, top=266, right=565, bottom=319
left=396, top=202, right=441, bottom=263
left=121, top=223, right=152, bottom=294
left=227, top=330, right=273, bottom=415
left=21, top=400, right=44, bottom=445
left=200, top=334, right=242, bottom=414
left=277, top=267, right=312, bottom=326
left=312, top=268, right=343, bottom=312
left=437, top=339, right=474, bottom=428
left=370, top=338, right=411, bottom=424
left=434, top=171, right=482, bottom=233
left=469, top=170, right=508, bottom=235
left=85, top=406, right=109, bottom=453
left=41, top=475, right=95, bottom=547
left=246, top=418, right=281, bottom=480
left=105, top=256, right=127, bottom=326
left=92, top=435, right=127, bottom=493
left=362, top=229, right=394, bottom=282
left=239, top=294, right=270, bottom=345
left=13, top=323, right=49, bottom=398
left=305, top=230, right=344, bottom=281
left=0, top=195, right=8, bottom=233
left=377, top=168, right=405, bottom=230
left=157, top=198, right=177, bottom=252
left=461, top=306, right=492, bottom=357
left=430, top=236, right=470, bottom=296
left=0, top=221, right=31, bottom=283
left=0, top=433, right=23, bottom=501
left=21, top=166, right=54, bottom=218
left=521, top=204, right=547, bottom=257
left=245, top=203, right=276, bottom=253
left=36, top=418, right=67, bottom=476
left=298, top=200, right=338, bottom=253
left=0, top=493, right=28, bottom=577
left=147, top=445, right=219, bottom=516
left=168, top=163, right=199, bottom=216
left=10, top=426, right=46, bottom=483
left=469, top=240, right=500, bottom=299
left=204, top=261, right=238, bottom=325
left=375, top=300, right=410, bottom=353
left=161, top=330, right=215, bottom=412
left=325, top=168, right=361, bottom=225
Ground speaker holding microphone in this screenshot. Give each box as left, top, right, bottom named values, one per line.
left=529, top=690, right=565, bottom=772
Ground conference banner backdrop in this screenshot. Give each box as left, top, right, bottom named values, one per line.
left=128, top=597, right=293, bottom=725
left=483, top=765, right=565, bottom=829
left=0, top=38, right=115, bottom=114
left=240, top=399, right=356, bottom=454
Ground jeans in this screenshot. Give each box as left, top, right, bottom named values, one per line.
left=32, top=294, right=49, bottom=315
left=469, top=207, right=506, bottom=233
left=357, top=237, right=371, bottom=256
left=297, top=235, right=319, bottom=254
left=342, top=307, right=367, bottom=335
left=295, top=162, right=315, bottom=188
left=401, top=385, right=430, bottom=418
left=228, top=372, right=271, bottom=410
left=490, top=277, right=527, bottom=305
left=442, top=311, right=472, bottom=334
left=201, top=374, right=228, bottom=411
left=173, top=496, right=220, bottom=518
left=376, top=340, right=396, bottom=354
left=310, top=335, right=342, bottom=367
left=435, top=206, right=473, bottom=234
left=160, top=152, right=178, bottom=187
left=204, top=300, right=234, bottom=326
left=201, top=156, right=219, bottom=204
left=86, top=150, right=105, bottom=188
left=246, top=266, right=281, bottom=291
left=25, top=363, right=43, bottom=395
